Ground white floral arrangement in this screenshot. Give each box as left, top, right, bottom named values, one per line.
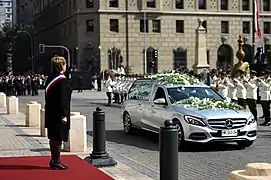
left=174, top=97, right=244, bottom=110
left=150, top=72, right=200, bottom=85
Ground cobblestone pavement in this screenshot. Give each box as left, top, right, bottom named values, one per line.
left=17, top=90, right=271, bottom=180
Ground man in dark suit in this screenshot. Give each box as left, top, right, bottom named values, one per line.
left=45, top=55, right=72, bottom=170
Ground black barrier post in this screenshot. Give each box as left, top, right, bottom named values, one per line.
left=160, top=120, right=178, bottom=180
left=84, top=107, right=117, bottom=167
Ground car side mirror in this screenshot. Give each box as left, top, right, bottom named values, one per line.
left=153, top=98, right=167, bottom=105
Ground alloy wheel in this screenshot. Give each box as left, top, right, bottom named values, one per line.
left=123, top=113, right=131, bottom=133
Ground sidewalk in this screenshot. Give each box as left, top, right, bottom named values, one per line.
left=0, top=108, right=154, bottom=180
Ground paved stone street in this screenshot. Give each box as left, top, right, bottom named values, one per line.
left=16, top=90, right=271, bottom=180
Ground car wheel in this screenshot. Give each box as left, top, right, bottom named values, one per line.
left=123, top=112, right=134, bottom=135
left=172, top=120, right=185, bottom=148
left=237, top=140, right=254, bottom=148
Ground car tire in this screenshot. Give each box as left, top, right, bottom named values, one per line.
left=123, top=112, right=135, bottom=135
left=237, top=140, right=254, bottom=148
left=172, top=120, right=186, bottom=149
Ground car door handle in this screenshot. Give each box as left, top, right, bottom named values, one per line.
left=138, top=103, right=141, bottom=106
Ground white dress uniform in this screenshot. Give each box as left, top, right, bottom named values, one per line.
left=234, top=77, right=247, bottom=108
left=227, top=79, right=238, bottom=101
left=257, top=78, right=270, bottom=101
left=117, top=67, right=125, bottom=75
left=244, top=76, right=258, bottom=119
left=257, top=78, right=271, bottom=124
left=217, top=78, right=229, bottom=98
left=105, top=77, right=115, bottom=105
left=244, top=76, right=258, bottom=100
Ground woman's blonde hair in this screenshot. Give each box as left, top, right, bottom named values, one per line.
left=51, top=55, right=66, bottom=73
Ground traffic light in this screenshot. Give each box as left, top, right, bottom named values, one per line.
left=151, top=61, right=155, bottom=67
left=39, top=44, right=45, bottom=53
left=154, top=50, right=158, bottom=58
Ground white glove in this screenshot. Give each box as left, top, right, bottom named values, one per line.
left=61, top=117, right=67, bottom=124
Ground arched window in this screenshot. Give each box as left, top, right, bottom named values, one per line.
left=217, top=44, right=234, bottom=69
left=243, top=44, right=253, bottom=64
left=173, top=47, right=187, bottom=70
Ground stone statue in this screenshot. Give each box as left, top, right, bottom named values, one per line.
left=232, top=35, right=250, bottom=74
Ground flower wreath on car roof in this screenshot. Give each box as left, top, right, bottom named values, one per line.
left=148, top=72, right=245, bottom=111
left=149, top=72, right=200, bottom=85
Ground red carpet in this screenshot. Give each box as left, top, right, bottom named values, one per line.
left=0, top=155, right=114, bottom=180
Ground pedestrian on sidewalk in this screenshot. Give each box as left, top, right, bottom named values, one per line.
left=45, top=55, right=72, bottom=170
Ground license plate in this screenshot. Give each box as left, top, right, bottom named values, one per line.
left=221, top=129, right=238, bottom=137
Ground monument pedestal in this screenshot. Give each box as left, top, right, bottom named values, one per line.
left=193, top=18, right=210, bottom=73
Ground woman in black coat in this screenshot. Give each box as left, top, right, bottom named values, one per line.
left=45, top=55, right=72, bottom=170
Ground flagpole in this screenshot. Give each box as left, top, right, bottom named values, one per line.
left=252, top=0, right=256, bottom=61
left=260, top=0, right=265, bottom=54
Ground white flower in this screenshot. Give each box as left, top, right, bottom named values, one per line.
left=175, top=98, right=244, bottom=110
left=150, top=73, right=200, bottom=85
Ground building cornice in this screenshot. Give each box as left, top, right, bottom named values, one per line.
left=97, top=9, right=271, bottom=17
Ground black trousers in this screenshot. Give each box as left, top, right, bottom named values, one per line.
left=261, top=100, right=270, bottom=123
left=113, top=93, right=119, bottom=103
left=246, top=99, right=257, bottom=119
left=106, top=92, right=112, bottom=105
left=231, top=99, right=238, bottom=104
left=237, top=98, right=247, bottom=109
left=49, top=139, right=62, bottom=162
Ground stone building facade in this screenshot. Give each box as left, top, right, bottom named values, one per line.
left=18, top=0, right=271, bottom=74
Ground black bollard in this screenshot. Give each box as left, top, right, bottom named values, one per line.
left=84, top=107, right=117, bottom=167
left=160, top=120, right=178, bottom=180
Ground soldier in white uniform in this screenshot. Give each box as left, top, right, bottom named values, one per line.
left=113, top=74, right=121, bottom=104
left=244, top=70, right=258, bottom=120
left=105, top=71, right=115, bottom=106
left=119, top=74, right=127, bottom=103
left=227, top=75, right=238, bottom=103
left=234, top=70, right=247, bottom=108
left=257, top=70, right=271, bottom=126
left=217, top=72, right=229, bottom=98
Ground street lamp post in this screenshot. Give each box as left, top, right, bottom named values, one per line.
left=18, top=30, right=34, bottom=73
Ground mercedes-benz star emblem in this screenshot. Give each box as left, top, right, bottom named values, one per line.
left=225, top=119, right=233, bottom=129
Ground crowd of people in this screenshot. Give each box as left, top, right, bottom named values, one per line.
left=0, top=74, right=47, bottom=96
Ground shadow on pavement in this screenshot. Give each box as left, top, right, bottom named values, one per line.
left=30, top=148, right=50, bottom=152
left=86, top=101, right=121, bottom=108
left=87, top=130, right=159, bottom=151
left=87, top=130, right=242, bottom=152
left=16, top=134, right=42, bottom=137
left=257, top=129, right=271, bottom=133
left=5, top=125, right=27, bottom=127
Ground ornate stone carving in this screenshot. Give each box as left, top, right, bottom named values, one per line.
left=209, top=0, right=216, bottom=8
left=188, top=0, right=194, bottom=8
left=129, top=0, right=136, bottom=6
left=231, top=0, right=238, bottom=9
left=164, top=0, right=170, bottom=6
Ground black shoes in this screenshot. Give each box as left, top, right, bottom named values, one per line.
left=260, top=122, right=271, bottom=126
left=49, top=160, right=68, bottom=170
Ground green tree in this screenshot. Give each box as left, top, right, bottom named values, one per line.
left=0, top=23, right=33, bottom=73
